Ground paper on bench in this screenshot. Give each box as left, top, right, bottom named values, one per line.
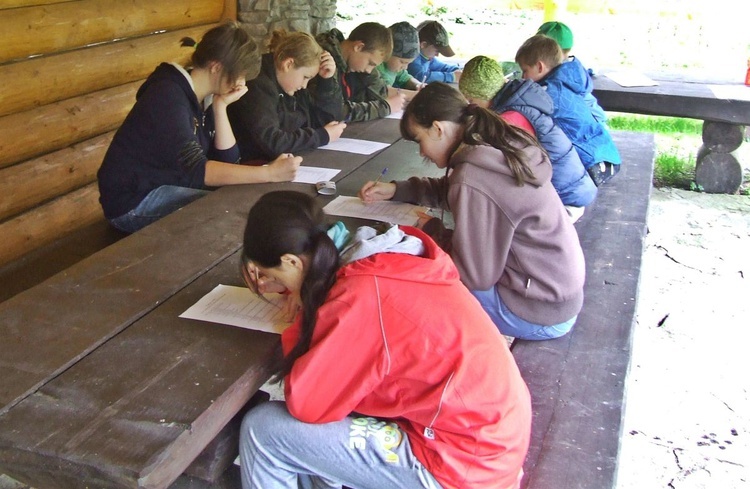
left=604, top=71, right=658, bottom=87
left=708, top=84, right=750, bottom=101
left=323, top=195, right=427, bottom=226
left=293, top=166, right=341, bottom=184
left=318, top=138, right=390, bottom=155
left=180, top=284, right=290, bottom=334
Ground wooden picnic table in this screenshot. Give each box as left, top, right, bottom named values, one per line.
left=0, top=118, right=401, bottom=489
left=592, top=72, right=750, bottom=193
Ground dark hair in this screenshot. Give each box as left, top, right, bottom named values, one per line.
left=242, top=191, right=339, bottom=381
left=400, top=82, right=541, bottom=186
left=181, top=21, right=259, bottom=84
left=348, top=22, right=393, bottom=58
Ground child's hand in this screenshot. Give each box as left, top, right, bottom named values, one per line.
left=214, top=83, right=248, bottom=107
left=323, top=121, right=346, bottom=142
left=267, top=153, right=302, bottom=182
left=452, top=69, right=462, bottom=83
left=318, top=51, right=336, bottom=79
left=415, top=211, right=433, bottom=229
left=387, top=92, right=406, bottom=114
left=359, top=181, right=396, bottom=203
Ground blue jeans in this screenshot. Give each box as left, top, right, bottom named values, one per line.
left=108, top=185, right=209, bottom=233
left=240, top=401, right=443, bottom=489
left=471, top=287, right=576, bottom=340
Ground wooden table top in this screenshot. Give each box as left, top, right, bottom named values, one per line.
left=0, top=118, right=401, bottom=489
left=592, top=72, right=750, bottom=125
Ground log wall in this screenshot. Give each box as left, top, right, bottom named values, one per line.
left=0, top=0, right=232, bottom=268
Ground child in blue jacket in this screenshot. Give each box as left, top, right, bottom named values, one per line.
left=516, top=35, right=621, bottom=186
left=407, top=21, right=462, bottom=84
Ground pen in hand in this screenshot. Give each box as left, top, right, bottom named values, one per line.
left=373, top=167, right=388, bottom=186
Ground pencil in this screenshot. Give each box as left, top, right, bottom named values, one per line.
left=373, top=167, right=388, bottom=185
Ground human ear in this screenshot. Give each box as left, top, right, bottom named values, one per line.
left=280, top=253, right=304, bottom=271
left=281, top=57, right=295, bottom=72
left=430, top=120, right=444, bottom=140
left=352, top=41, right=365, bottom=53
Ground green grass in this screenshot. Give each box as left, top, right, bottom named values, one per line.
left=607, top=114, right=703, bottom=136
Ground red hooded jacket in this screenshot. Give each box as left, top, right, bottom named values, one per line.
left=282, top=227, right=531, bottom=489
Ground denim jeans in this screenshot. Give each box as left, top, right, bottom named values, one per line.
left=471, top=287, right=576, bottom=340
left=108, top=185, right=209, bottom=233
left=240, top=401, right=443, bottom=489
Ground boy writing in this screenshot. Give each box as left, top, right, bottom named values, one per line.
left=516, top=35, right=621, bottom=186
left=537, top=21, right=607, bottom=124
left=407, top=20, right=462, bottom=84
left=311, top=22, right=404, bottom=122
left=376, top=22, right=424, bottom=102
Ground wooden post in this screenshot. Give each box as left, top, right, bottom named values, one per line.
left=694, top=121, right=745, bottom=193
left=543, top=0, right=568, bottom=22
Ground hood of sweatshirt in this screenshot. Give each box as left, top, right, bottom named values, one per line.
left=137, top=63, right=201, bottom=113
left=449, top=142, right=551, bottom=189
left=315, top=29, right=348, bottom=73
left=545, top=56, right=593, bottom=96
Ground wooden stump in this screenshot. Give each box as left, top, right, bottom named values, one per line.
left=701, top=121, right=745, bottom=153
left=695, top=146, right=743, bottom=194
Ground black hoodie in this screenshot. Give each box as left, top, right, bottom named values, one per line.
left=97, top=63, right=239, bottom=219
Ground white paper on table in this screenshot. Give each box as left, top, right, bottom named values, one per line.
left=318, top=138, right=390, bottom=155
left=180, top=284, right=290, bottom=334
left=708, top=84, right=750, bottom=101
left=604, top=71, right=658, bottom=87
left=323, top=195, right=427, bottom=226
left=386, top=109, right=404, bottom=119
left=292, top=166, right=341, bottom=184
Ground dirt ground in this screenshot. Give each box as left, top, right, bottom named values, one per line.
left=616, top=188, right=750, bottom=488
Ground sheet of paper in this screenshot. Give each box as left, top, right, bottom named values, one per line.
left=386, top=109, right=404, bottom=119
left=323, top=195, right=427, bottom=226
left=708, top=84, right=750, bottom=101
left=604, top=71, right=658, bottom=87
left=180, top=284, right=289, bottom=334
left=318, top=138, right=390, bottom=155
left=292, top=166, right=341, bottom=184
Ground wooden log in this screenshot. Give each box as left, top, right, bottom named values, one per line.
left=0, top=183, right=103, bottom=267
left=701, top=121, right=745, bottom=153
left=695, top=146, right=743, bottom=194
left=0, top=82, right=138, bottom=170
left=0, top=24, right=216, bottom=118
left=0, top=0, right=67, bottom=10
left=2, top=0, right=223, bottom=64
left=0, top=132, right=114, bottom=222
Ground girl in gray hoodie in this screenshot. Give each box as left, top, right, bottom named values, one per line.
left=359, top=82, right=585, bottom=340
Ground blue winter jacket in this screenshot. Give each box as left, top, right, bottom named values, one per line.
left=564, top=57, right=607, bottom=124
left=492, top=79, right=597, bottom=207
left=407, top=53, right=460, bottom=84
left=539, top=61, right=622, bottom=169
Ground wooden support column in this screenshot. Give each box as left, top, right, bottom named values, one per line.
left=695, top=121, right=745, bottom=194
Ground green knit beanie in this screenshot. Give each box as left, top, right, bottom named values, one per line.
left=458, top=55, right=505, bottom=102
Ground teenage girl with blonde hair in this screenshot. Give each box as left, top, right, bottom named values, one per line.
left=228, top=30, right=347, bottom=162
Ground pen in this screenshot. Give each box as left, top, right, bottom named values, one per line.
left=373, top=167, right=388, bottom=185
left=420, top=74, right=427, bottom=88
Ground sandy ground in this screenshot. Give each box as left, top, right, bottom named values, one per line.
left=616, top=188, right=750, bottom=488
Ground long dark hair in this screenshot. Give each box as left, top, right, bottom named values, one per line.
left=242, top=191, right=339, bottom=381
left=401, top=82, right=541, bottom=186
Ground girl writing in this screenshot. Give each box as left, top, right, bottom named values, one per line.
left=238, top=190, right=531, bottom=489
left=97, top=22, right=301, bottom=233
left=360, top=82, right=586, bottom=340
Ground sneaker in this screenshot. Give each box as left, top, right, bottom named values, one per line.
left=588, top=162, right=620, bottom=186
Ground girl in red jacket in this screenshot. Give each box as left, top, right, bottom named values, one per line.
left=238, top=191, right=531, bottom=489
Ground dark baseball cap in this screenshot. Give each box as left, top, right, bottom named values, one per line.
left=417, top=20, right=455, bottom=57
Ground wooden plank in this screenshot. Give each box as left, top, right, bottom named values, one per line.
left=0, top=80, right=137, bottom=169
left=0, top=132, right=113, bottom=222
left=0, top=24, right=214, bottom=118
left=2, top=0, right=223, bottom=64
left=514, top=131, right=655, bottom=489
left=0, top=0, right=69, bottom=10
left=592, top=75, right=750, bottom=125
left=0, top=253, right=279, bottom=489
left=0, top=183, right=104, bottom=267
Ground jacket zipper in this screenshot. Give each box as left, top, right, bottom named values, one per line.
left=424, top=371, right=455, bottom=440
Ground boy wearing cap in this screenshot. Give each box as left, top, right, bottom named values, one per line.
left=376, top=22, right=424, bottom=102
left=516, top=35, right=621, bottom=186
left=311, top=22, right=405, bottom=122
left=407, top=20, right=462, bottom=84
left=537, top=21, right=607, bottom=124
left=459, top=55, right=596, bottom=221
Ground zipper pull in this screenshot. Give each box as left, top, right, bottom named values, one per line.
left=423, top=427, right=435, bottom=440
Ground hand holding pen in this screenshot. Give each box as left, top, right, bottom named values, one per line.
left=359, top=167, right=395, bottom=203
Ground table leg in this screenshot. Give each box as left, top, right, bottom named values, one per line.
left=695, top=121, right=744, bottom=193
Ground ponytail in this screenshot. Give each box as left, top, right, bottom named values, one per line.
left=242, top=191, right=339, bottom=382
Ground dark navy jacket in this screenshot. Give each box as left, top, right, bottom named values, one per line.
left=539, top=61, right=622, bottom=169
left=227, top=53, right=342, bottom=161
left=492, top=79, right=597, bottom=207
left=97, top=63, right=239, bottom=219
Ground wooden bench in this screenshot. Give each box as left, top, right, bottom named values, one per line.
left=593, top=73, right=749, bottom=194
left=515, top=131, right=655, bottom=489
left=0, top=0, right=236, bottom=302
